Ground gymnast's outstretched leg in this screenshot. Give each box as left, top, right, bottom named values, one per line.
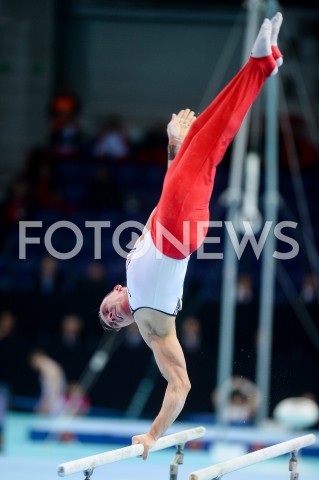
left=152, top=14, right=283, bottom=259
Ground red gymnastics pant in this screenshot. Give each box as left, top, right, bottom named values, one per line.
left=150, top=55, right=276, bottom=259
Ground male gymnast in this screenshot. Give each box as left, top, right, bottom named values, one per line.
left=99, top=13, right=283, bottom=459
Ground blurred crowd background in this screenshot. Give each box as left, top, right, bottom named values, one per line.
left=0, top=0, right=319, bottom=426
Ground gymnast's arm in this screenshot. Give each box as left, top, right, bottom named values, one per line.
left=132, top=328, right=191, bottom=459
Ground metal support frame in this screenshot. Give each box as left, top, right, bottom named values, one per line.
left=289, top=450, right=299, bottom=480
left=169, top=443, right=185, bottom=480
left=83, top=468, right=93, bottom=480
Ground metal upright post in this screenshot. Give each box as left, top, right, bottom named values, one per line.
left=216, top=0, right=263, bottom=425
left=169, top=444, right=184, bottom=480
left=255, top=0, right=279, bottom=424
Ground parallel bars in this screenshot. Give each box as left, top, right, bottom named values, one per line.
left=189, top=433, right=316, bottom=480
left=58, top=425, right=206, bottom=477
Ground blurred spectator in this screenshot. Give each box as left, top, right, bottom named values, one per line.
left=302, top=391, right=319, bottom=403
left=122, top=192, right=143, bottom=216
left=77, top=261, right=110, bottom=298
left=2, top=178, right=33, bottom=227
left=236, top=273, right=254, bottom=304
left=212, top=376, right=261, bottom=425
left=135, top=121, right=167, bottom=166
left=273, top=393, right=319, bottom=430
left=75, top=262, right=111, bottom=330
left=0, top=310, right=16, bottom=342
left=179, top=316, right=213, bottom=412
left=60, top=314, right=84, bottom=347
left=33, top=255, right=65, bottom=295
left=29, top=349, right=67, bottom=415
left=180, top=316, right=202, bottom=354
left=46, top=314, right=90, bottom=382
left=49, top=90, right=82, bottom=157
left=24, top=146, right=50, bottom=184
left=23, top=147, right=66, bottom=212
left=0, top=311, right=19, bottom=388
left=92, top=115, right=131, bottom=162
left=32, top=160, right=62, bottom=210
left=300, top=272, right=318, bottom=304
left=86, top=166, right=122, bottom=211
left=302, top=393, right=319, bottom=428
left=279, top=114, right=318, bottom=171
left=63, top=381, right=91, bottom=416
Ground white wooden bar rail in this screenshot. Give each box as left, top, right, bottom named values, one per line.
left=58, top=426, right=206, bottom=476
left=189, top=433, right=316, bottom=480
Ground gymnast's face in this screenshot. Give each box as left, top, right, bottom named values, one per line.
left=99, top=285, right=134, bottom=331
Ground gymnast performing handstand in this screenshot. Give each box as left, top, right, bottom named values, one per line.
left=99, top=13, right=283, bottom=459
